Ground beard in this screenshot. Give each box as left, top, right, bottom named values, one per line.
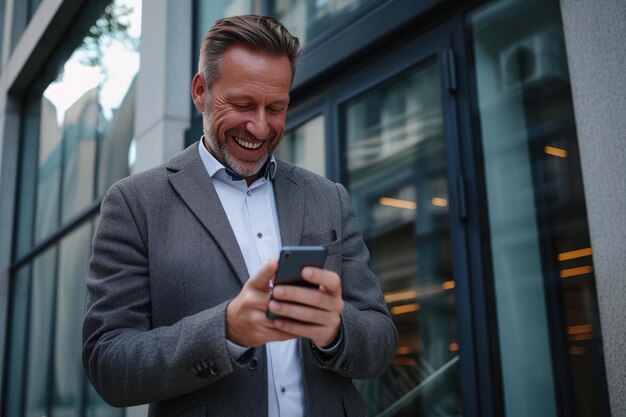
left=202, top=108, right=274, bottom=179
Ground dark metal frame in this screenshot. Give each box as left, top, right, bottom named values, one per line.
left=280, top=13, right=503, bottom=417
left=1, top=1, right=117, bottom=415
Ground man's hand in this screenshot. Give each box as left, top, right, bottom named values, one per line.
left=268, top=267, right=344, bottom=348
left=226, top=260, right=295, bottom=347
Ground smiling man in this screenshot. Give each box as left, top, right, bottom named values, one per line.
left=83, top=15, right=397, bottom=417
left=195, top=44, right=291, bottom=184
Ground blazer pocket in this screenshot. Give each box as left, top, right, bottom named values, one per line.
left=301, top=229, right=340, bottom=255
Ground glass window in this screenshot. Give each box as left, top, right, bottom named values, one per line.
left=275, top=114, right=325, bottom=176
left=28, top=0, right=42, bottom=19
left=0, top=0, right=5, bottom=69
left=51, top=223, right=93, bottom=417
left=35, top=94, right=63, bottom=243
left=469, top=0, right=608, bottom=416
left=24, top=247, right=58, bottom=417
left=4, top=265, right=31, bottom=417
left=344, top=58, right=461, bottom=416
left=15, top=98, right=40, bottom=260
left=15, top=0, right=141, bottom=249
left=194, top=0, right=262, bottom=71
left=7, top=1, right=142, bottom=416
left=273, top=0, right=378, bottom=46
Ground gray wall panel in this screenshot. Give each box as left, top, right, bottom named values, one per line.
left=559, top=1, right=626, bottom=415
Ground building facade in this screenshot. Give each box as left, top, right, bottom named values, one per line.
left=1, top=1, right=624, bottom=417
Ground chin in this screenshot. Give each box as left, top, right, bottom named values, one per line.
left=225, top=155, right=269, bottom=178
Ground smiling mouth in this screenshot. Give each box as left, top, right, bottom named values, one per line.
left=233, top=135, right=263, bottom=150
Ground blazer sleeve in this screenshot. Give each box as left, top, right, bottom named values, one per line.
left=82, top=184, right=243, bottom=407
left=309, top=182, right=398, bottom=379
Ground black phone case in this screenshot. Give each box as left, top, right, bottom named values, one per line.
left=274, top=246, right=327, bottom=287
left=267, top=246, right=327, bottom=320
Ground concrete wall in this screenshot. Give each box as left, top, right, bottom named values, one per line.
left=559, top=1, right=626, bottom=416
left=132, top=0, right=192, bottom=174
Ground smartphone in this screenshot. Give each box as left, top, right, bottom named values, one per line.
left=267, top=246, right=327, bottom=319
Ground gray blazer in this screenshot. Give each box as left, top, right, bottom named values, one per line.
left=82, top=143, right=397, bottom=417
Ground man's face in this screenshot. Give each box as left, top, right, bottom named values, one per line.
left=192, top=45, right=292, bottom=183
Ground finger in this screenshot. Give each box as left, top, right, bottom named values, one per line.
left=301, top=267, right=341, bottom=294
left=271, top=286, right=342, bottom=312
left=268, top=300, right=336, bottom=325
left=273, top=319, right=339, bottom=347
left=246, top=260, right=279, bottom=291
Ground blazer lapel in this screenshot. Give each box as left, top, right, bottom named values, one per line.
left=167, top=144, right=249, bottom=285
left=273, top=160, right=304, bottom=247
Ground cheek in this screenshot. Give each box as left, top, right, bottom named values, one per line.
left=269, top=115, right=287, bottom=136
left=211, top=108, right=245, bottom=137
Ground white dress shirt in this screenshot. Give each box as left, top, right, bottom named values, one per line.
left=198, top=139, right=303, bottom=417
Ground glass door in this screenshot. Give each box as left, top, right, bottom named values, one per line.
left=333, top=28, right=469, bottom=417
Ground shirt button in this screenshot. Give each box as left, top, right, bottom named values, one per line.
left=280, top=386, right=286, bottom=394
left=257, top=232, right=263, bottom=239
left=247, top=190, right=252, bottom=197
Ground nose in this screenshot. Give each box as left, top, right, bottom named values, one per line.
left=246, top=109, right=271, bottom=139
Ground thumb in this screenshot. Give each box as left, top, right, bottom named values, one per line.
left=246, top=259, right=278, bottom=290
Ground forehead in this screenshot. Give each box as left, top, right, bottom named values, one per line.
left=213, top=45, right=292, bottom=97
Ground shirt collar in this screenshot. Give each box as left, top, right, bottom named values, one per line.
left=198, top=136, right=277, bottom=182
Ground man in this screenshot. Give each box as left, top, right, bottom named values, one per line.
left=83, top=15, right=397, bottom=417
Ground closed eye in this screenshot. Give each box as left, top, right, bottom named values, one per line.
left=267, top=106, right=286, bottom=114
left=233, top=103, right=253, bottom=111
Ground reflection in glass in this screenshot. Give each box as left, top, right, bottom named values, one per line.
left=4, top=266, right=31, bottom=417
left=29, top=0, right=141, bottom=242
left=60, top=89, right=99, bottom=223
left=15, top=98, right=41, bottom=259
left=51, top=223, right=93, bottom=417
left=470, top=0, right=608, bottom=416
left=194, top=0, right=262, bottom=68
left=344, top=58, right=461, bottom=416
left=273, top=0, right=377, bottom=45
left=35, top=96, right=62, bottom=243
left=275, top=114, right=325, bottom=176
left=10, top=1, right=142, bottom=415
left=28, top=0, right=43, bottom=19
left=25, top=247, right=58, bottom=417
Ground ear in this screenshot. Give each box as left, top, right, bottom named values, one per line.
left=191, top=73, right=207, bottom=112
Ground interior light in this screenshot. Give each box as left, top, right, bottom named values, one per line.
left=431, top=197, right=448, bottom=207
left=442, top=280, right=455, bottom=290
left=384, top=289, right=418, bottom=303
left=449, top=342, right=460, bottom=352
left=570, top=333, right=592, bottom=342
left=558, top=247, right=592, bottom=261
left=568, top=324, right=592, bottom=335
left=560, top=266, right=593, bottom=278
left=544, top=146, right=568, bottom=158
left=391, top=303, right=420, bottom=315
left=379, top=197, right=416, bottom=210
left=396, top=346, right=412, bottom=355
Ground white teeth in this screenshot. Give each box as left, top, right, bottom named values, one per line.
left=234, top=137, right=262, bottom=149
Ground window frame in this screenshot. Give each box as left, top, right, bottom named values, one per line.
left=287, top=20, right=488, bottom=417
left=2, top=1, right=138, bottom=415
